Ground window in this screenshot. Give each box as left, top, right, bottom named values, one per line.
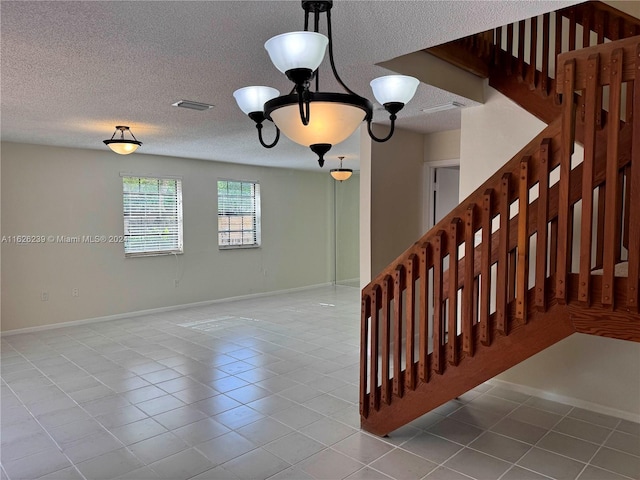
left=122, top=176, right=183, bottom=256
left=217, top=179, right=261, bottom=248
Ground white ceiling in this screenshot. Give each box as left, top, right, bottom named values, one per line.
left=1, top=1, right=581, bottom=172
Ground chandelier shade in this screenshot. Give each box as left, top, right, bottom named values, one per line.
left=330, top=156, right=353, bottom=181
left=103, top=126, right=142, bottom=155
left=266, top=93, right=370, bottom=148
left=233, top=86, right=280, bottom=115
left=264, top=31, right=329, bottom=74
left=370, top=75, right=420, bottom=106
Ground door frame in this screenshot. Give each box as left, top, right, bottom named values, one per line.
left=424, top=159, right=461, bottom=232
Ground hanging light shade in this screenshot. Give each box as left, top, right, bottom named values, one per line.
left=370, top=75, right=420, bottom=105
left=266, top=94, right=369, bottom=147
left=103, top=126, right=142, bottom=155
left=234, top=0, right=419, bottom=168
left=233, top=86, right=280, bottom=115
left=330, top=156, right=353, bottom=182
left=264, top=32, right=328, bottom=75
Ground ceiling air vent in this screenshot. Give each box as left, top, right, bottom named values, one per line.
left=171, top=100, right=214, bottom=111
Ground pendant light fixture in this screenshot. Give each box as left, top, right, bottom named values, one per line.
left=330, top=156, right=352, bottom=182
left=103, top=126, right=142, bottom=155
left=233, top=0, right=419, bottom=168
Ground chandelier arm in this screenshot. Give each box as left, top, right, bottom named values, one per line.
left=326, top=9, right=359, bottom=97
left=367, top=114, right=397, bottom=143
left=129, top=131, right=139, bottom=142
left=297, top=89, right=311, bottom=126
left=256, top=123, right=280, bottom=149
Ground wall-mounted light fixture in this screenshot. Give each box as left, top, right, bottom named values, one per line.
left=103, top=126, right=142, bottom=155
left=233, top=0, right=419, bottom=168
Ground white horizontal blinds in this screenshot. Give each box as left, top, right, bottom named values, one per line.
left=123, top=177, right=183, bottom=255
left=218, top=180, right=261, bottom=247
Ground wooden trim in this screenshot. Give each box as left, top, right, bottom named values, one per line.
left=516, top=157, right=530, bottom=321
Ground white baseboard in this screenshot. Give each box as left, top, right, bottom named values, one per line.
left=1, top=282, right=336, bottom=336
left=487, top=378, right=640, bottom=423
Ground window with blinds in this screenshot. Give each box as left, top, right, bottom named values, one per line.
left=217, top=180, right=261, bottom=248
left=122, top=176, right=183, bottom=256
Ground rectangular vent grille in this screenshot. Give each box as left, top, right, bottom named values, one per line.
left=172, top=100, right=214, bottom=111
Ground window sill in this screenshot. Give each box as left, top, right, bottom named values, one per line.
left=218, top=245, right=260, bottom=251
left=125, top=250, right=184, bottom=258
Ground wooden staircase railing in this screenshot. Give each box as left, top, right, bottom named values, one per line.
left=428, top=1, right=640, bottom=124
left=360, top=34, right=640, bottom=436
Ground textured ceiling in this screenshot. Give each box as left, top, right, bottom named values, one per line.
left=1, top=1, right=581, bottom=172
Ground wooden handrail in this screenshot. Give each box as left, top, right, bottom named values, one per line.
left=360, top=32, right=640, bottom=435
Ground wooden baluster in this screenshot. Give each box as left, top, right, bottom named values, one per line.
left=528, top=16, right=538, bottom=90
left=369, top=286, right=380, bottom=412
left=432, top=232, right=445, bottom=374
left=541, top=13, right=550, bottom=96
left=508, top=251, right=517, bottom=303
left=448, top=218, right=461, bottom=366
left=550, top=219, right=559, bottom=273
left=381, top=276, right=392, bottom=404
left=480, top=189, right=493, bottom=345
left=628, top=43, right=640, bottom=313
left=555, top=12, right=564, bottom=106
left=595, top=9, right=605, bottom=45
left=568, top=10, right=577, bottom=51
left=517, top=20, right=526, bottom=81
left=615, top=170, right=624, bottom=264
left=535, top=139, right=551, bottom=311
left=582, top=4, right=592, bottom=48
left=494, top=26, right=502, bottom=67
left=602, top=48, right=624, bottom=308
left=595, top=185, right=606, bottom=269
left=623, top=165, right=631, bottom=250
left=497, top=173, right=511, bottom=335
left=405, top=254, right=417, bottom=390
left=516, top=157, right=530, bottom=322
left=393, top=265, right=404, bottom=398
left=557, top=59, right=576, bottom=304
left=360, top=295, right=370, bottom=418
left=418, top=244, right=430, bottom=382
left=579, top=54, right=600, bottom=306
left=627, top=81, right=634, bottom=124
left=507, top=23, right=514, bottom=75
left=463, top=205, right=476, bottom=357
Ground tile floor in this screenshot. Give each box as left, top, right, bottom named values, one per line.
left=1, top=285, right=639, bottom=480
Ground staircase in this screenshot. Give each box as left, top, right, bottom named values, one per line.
left=360, top=2, right=640, bottom=436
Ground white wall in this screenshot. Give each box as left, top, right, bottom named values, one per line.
left=368, top=127, right=425, bottom=278
left=1, top=142, right=334, bottom=332
left=424, top=129, right=461, bottom=164
left=335, top=174, right=360, bottom=285
left=459, top=85, right=640, bottom=417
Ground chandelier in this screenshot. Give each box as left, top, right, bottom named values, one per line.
left=103, top=126, right=142, bottom=155
left=233, top=0, right=419, bottom=167
left=330, top=156, right=352, bottom=181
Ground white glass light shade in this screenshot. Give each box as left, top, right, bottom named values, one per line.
left=264, top=31, right=328, bottom=74
left=269, top=101, right=366, bottom=147
left=106, top=142, right=140, bottom=155
left=370, top=75, right=420, bottom=105
left=330, top=169, right=353, bottom=181
left=233, top=86, right=280, bottom=114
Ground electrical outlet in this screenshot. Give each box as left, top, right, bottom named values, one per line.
left=41, top=291, right=49, bottom=301
left=174, top=279, right=179, bottom=288
left=72, top=288, right=79, bottom=297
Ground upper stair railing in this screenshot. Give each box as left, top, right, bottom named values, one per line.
left=360, top=34, right=640, bottom=435
left=428, top=1, right=640, bottom=123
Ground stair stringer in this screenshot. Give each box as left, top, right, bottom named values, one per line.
left=361, top=296, right=575, bottom=436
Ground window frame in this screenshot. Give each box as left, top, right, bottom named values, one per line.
left=121, top=174, right=184, bottom=258
left=217, top=178, right=261, bottom=250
